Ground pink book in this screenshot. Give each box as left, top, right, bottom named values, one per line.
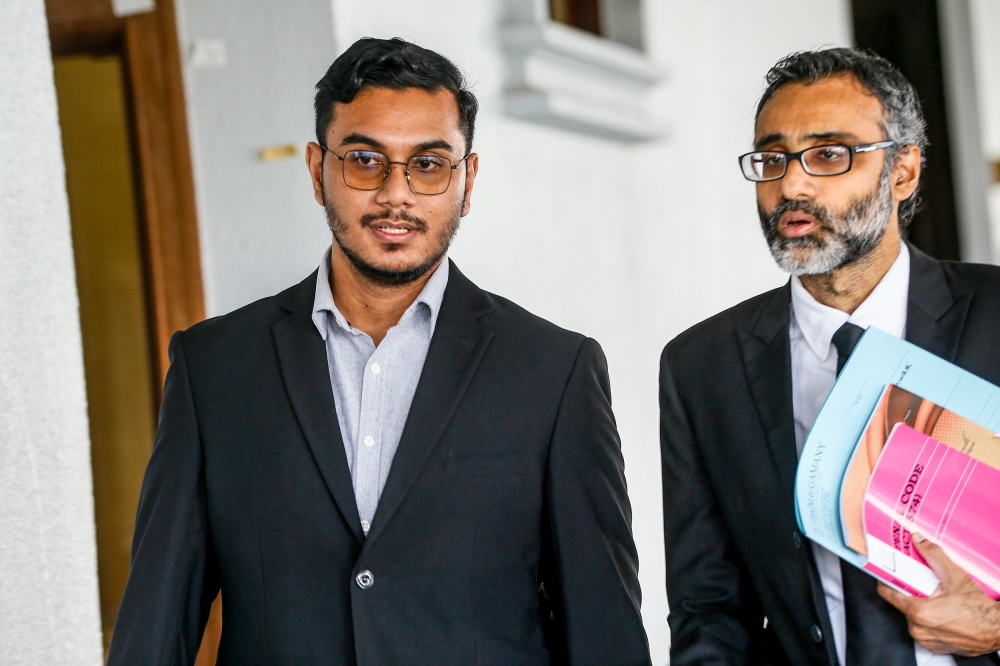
left=861, top=422, right=1000, bottom=599
left=841, top=384, right=1000, bottom=557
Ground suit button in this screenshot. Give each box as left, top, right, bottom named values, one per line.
left=793, top=531, right=803, bottom=549
left=355, top=570, right=374, bottom=589
left=810, top=624, right=823, bottom=643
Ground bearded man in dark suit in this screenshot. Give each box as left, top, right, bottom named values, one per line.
left=660, top=48, right=1000, bottom=666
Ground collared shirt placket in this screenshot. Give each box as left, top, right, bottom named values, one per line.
left=355, top=339, right=387, bottom=536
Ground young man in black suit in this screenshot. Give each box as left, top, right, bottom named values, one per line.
left=108, top=38, right=650, bottom=665
left=660, top=48, right=1000, bottom=666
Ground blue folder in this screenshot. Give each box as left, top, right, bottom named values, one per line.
left=794, top=327, right=1000, bottom=566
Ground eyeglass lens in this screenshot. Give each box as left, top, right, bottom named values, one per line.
left=742, top=145, right=852, bottom=181
left=342, top=150, right=455, bottom=194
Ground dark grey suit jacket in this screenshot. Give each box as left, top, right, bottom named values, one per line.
left=108, top=261, right=650, bottom=665
left=660, top=245, right=1000, bottom=665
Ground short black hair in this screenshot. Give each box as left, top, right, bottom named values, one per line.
left=756, top=47, right=928, bottom=225
left=314, top=38, right=478, bottom=155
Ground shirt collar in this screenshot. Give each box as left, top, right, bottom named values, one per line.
left=311, top=246, right=450, bottom=342
left=790, top=242, right=910, bottom=361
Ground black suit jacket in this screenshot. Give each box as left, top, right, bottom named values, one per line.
left=108, top=261, right=650, bottom=666
left=660, top=245, right=1000, bottom=666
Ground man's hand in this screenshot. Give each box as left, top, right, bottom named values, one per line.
left=878, top=533, right=1000, bottom=656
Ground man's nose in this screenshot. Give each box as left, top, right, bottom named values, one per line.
left=375, top=163, right=417, bottom=206
left=779, top=157, right=817, bottom=200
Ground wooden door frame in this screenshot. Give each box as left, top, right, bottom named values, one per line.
left=47, top=0, right=205, bottom=399
left=46, top=0, right=217, bottom=661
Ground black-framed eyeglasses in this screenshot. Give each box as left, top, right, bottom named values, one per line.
left=738, top=141, right=896, bottom=182
left=319, top=143, right=469, bottom=195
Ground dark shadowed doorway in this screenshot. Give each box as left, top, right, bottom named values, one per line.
left=851, top=0, right=961, bottom=260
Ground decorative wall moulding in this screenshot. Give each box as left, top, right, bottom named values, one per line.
left=500, top=20, right=667, bottom=142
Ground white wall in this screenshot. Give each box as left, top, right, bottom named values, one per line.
left=175, top=0, right=338, bottom=316
left=939, top=0, right=994, bottom=263
left=176, top=0, right=851, bottom=662
left=969, top=0, right=1000, bottom=262
left=0, top=1, right=104, bottom=664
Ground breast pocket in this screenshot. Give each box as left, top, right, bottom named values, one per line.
left=445, top=451, right=530, bottom=477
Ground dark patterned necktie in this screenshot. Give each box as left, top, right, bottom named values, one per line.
left=832, top=322, right=916, bottom=666
left=832, top=322, right=865, bottom=376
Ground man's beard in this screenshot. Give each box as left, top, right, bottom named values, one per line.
left=323, top=193, right=463, bottom=287
left=758, top=167, right=894, bottom=276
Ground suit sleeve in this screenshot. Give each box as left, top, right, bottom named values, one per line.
left=107, top=331, right=220, bottom=666
left=543, top=337, right=652, bottom=666
left=660, top=345, right=757, bottom=665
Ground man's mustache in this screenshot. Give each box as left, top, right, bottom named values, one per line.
left=359, top=209, right=428, bottom=232
left=764, top=198, right=834, bottom=232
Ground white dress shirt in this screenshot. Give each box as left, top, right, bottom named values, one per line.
left=790, top=243, right=955, bottom=666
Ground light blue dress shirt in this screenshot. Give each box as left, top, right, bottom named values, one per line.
left=311, top=248, right=449, bottom=535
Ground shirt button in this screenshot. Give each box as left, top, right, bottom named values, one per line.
left=370, top=363, right=381, bottom=374
left=810, top=624, right=823, bottom=643
left=363, top=435, right=374, bottom=447
left=361, top=520, right=370, bottom=534
left=356, top=570, right=375, bottom=589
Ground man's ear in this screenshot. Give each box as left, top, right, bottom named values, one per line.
left=306, top=142, right=326, bottom=206
left=460, top=153, right=479, bottom=217
left=891, top=145, right=921, bottom=204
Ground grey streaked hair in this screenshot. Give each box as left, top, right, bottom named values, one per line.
left=755, top=47, right=928, bottom=227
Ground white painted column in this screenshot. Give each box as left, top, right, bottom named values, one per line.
left=0, top=0, right=104, bottom=664
left=938, top=0, right=994, bottom=263
left=968, top=0, right=1000, bottom=263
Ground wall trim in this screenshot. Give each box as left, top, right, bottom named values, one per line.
left=500, top=17, right=667, bottom=142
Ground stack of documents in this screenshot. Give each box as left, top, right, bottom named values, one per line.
left=794, top=328, right=1000, bottom=597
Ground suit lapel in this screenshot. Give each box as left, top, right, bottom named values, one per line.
left=739, top=284, right=840, bottom=666
left=735, top=247, right=970, bottom=666
left=273, top=271, right=364, bottom=544
left=363, top=262, right=494, bottom=547
left=738, top=283, right=799, bottom=496
left=905, top=243, right=969, bottom=361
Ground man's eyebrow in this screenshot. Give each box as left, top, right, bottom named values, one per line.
left=803, top=130, right=860, bottom=143
left=338, top=133, right=386, bottom=150
left=414, top=139, right=455, bottom=153
left=337, top=134, right=456, bottom=155
left=754, top=133, right=784, bottom=149
left=754, top=130, right=862, bottom=150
